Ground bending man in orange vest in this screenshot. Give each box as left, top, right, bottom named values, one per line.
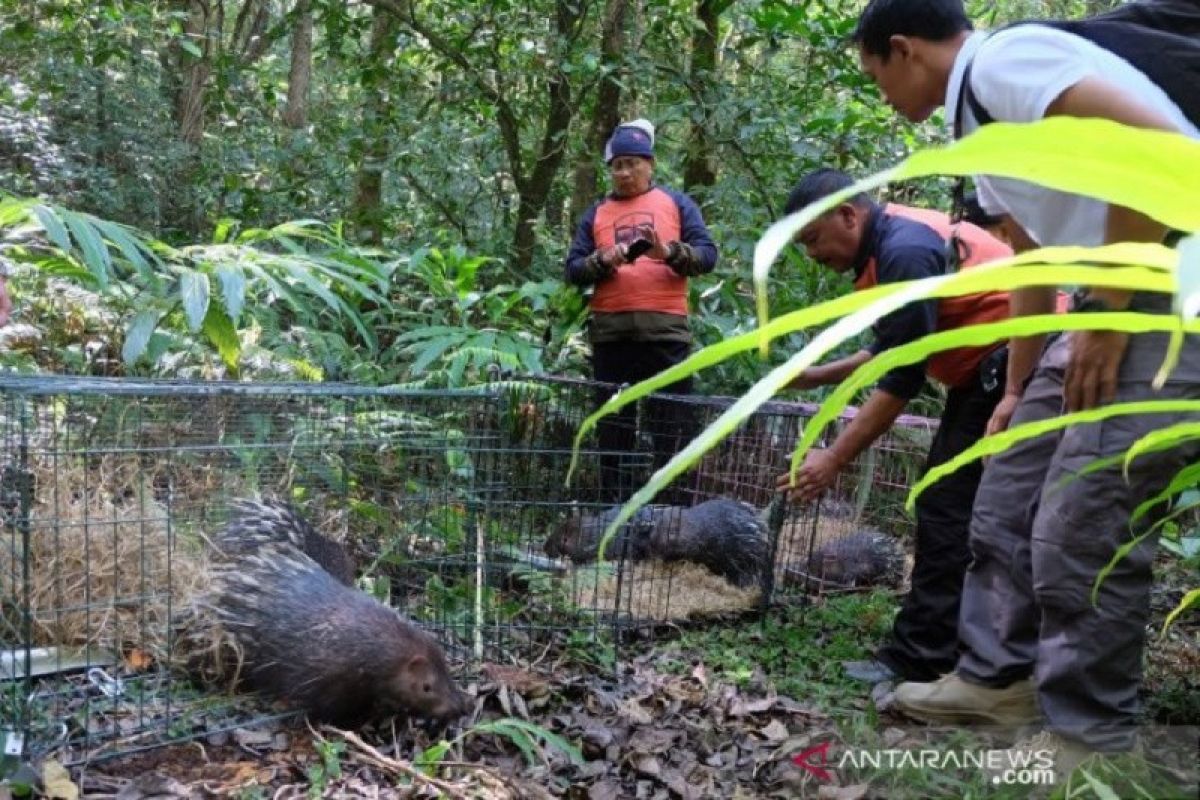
left=776, top=168, right=1042, bottom=686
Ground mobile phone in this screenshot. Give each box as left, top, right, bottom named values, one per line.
left=624, top=238, right=653, bottom=261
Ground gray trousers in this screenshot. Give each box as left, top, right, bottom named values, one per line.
left=957, top=330, right=1200, bottom=751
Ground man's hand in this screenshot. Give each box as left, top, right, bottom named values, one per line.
left=644, top=227, right=670, bottom=261
left=599, top=245, right=624, bottom=269
left=985, top=392, right=1022, bottom=436
left=1064, top=330, right=1129, bottom=412
left=775, top=449, right=845, bottom=502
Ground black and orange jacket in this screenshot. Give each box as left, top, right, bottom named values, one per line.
left=564, top=185, right=718, bottom=343
left=852, top=203, right=1013, bottom=399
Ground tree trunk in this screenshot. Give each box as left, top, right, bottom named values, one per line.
left=569, top=0, right=629, bottom=225
left=349, top=10, right=398, bottom=245
left=508, top=0, right=581, bottom=270
left=681, top=0, right=720, bottom=191
left=173, top=0, right=212, bottom=147
left=164, top=0, right=212, bottom=236
left=283, top=0, right=314, bottom=129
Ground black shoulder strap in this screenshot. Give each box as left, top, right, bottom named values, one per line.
left=952, top=57, right=995, bottom=141
left=953, top=1, right=1200, bottom=140
left=950, top=56, right=996, bottom=222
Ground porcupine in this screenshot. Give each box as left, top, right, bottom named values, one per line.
left=544, top=497, right=770, bottom=588
left=805, top=528, right=906, bottom=589
left=216, top=497, right=356, bottom=585
left=194, top=500, right=470, bottom=727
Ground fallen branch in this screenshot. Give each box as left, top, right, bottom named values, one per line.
left=330, top=728, right=470, bottom=799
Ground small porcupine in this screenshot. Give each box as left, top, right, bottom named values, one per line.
left=217, top=497, right=355, bottom=585
left=806, top=528, right=905, bottom=589
left=544, top=503, right=669, bottom=563
left=544, top=497, right=769, bottom=588
left=194, top=504, right=469, bottom=727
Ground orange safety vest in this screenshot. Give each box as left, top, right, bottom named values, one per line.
left=589, top=187, right=689, bottom=316
left=853, top=204, right=1012, bottom=388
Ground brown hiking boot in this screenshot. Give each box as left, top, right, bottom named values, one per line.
left=893, top=673, right=1040, bottom=726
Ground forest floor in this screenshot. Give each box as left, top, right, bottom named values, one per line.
left=20, top=559, right=1200, bottom=800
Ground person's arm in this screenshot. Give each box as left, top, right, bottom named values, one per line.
left=564, top=204, right=620, bottom=287
left=986, top=217, right=1056, bottom=434
left=779, top=240, right=940, bottom=499
left=788, top=349, right=873, bottom=391
left=777, top=388, right=908, bottom=501
left=657, top=190, right=718, bottom=276
left=1044, top=76, right=1183, bottom=411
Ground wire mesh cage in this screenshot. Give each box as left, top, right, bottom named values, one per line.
left=0, top=373, right=935, bottom=762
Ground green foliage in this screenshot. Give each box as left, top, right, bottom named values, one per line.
left=657, top=592, right=895, bottom=708
left=0, top=0, right=944, bottom=395
left=307, top=737, right=346, bottom=799
left=417, top=716, right=584, bottom=773
left=385, top=246, right=585, bottom=387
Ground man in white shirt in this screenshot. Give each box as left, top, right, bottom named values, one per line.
left=850, top=0, right=1200, bottom=773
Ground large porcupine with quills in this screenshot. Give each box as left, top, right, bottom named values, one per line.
left=188, top=499, right=470, bottom=727
left=544, top=497, right=770, bottom=588
left=805, top=528, right=906, bottom=589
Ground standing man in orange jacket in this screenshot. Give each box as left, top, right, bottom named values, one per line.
left=776, top=168, right=1049, bottom=686
left=565, top=120, right=718, bottom=502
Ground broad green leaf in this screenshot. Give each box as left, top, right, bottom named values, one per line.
left=908, top=399, right=1200, bottom=513
left=494, top=718, right=584, bottom=766
left=122, top=309, right=164, bottom=365
left=408, top=333, right=463, bottom=374
left=241, top=260, right=303, bottom=310
left=462, top=718, right=584, bottom=767
left=282, top=260, right=340, bottom=312
left=299, top=257, right=386, bottom=304
left=202, top=303, right=241, bottom=371
left=754, top=119, right=1200, bottom=338
left=61, top=210, right=112, bottom=288
left=216, top=265, right=246, bottom=323
left=95, top=218, right=159, bottom=283
left=179, top=269, right=210, bottom=332
left=31, top=204, right=72, bottom=254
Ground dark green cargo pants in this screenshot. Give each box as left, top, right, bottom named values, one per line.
left=956, top=324, right=1200, bottom=751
